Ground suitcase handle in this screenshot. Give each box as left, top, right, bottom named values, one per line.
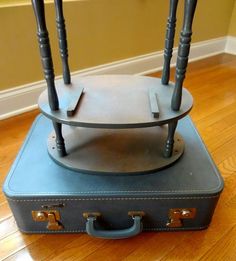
left=85, top=215, right=143, bottom=239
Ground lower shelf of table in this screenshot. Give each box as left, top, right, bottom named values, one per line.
left=48, top=125, right=184, bottom=175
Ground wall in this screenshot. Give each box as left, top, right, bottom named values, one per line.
left=229, top=0, right=236, bottom=36
left=0, top=0, right=235, bottom=91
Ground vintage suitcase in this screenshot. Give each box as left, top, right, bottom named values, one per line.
left=3, top=114, right=223, bottom=239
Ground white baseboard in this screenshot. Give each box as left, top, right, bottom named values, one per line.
left=0, top=36, right=229, bottom=120
left=225, top=36, right=236, bottom=55
left=0, top=82, right=46, bottom=120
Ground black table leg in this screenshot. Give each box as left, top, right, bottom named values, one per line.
left=162, top=0, right=179, bottom=85
left=54, top=0, right=71, bottom=84
left=52, top=121, right=67, bottom=157
left=164, top=120, right=178, bottom=158
left=171, top=0, right=197, bottom=111
left=32, top=0, right=66, bottom=157
left=31, top=0, right=59, bottom=111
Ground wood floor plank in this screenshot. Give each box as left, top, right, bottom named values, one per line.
left=226, top=191, right=236, bottom=210
left=0, top=201, right=12, bottom=223
left=190, top=95, right=236, bottom=123
left=0, top=231, right=43, bottom=260
left=4, top=234, right=86, bottom=261
left=0, top=194, right=8, bottom=206
left=197, top=109, right=236, bottom=142
left=211, top=137, right=236, bottom=164
left=199, top=225, right=236, bottom=261
left=218, top=153, right=236, bottom=177
left=47, top=235, right=107, bottom=261
left=3, top=250, right=34, bottom=261
left=0, top=216, right=18, bottom=241
left=81, top=233, right=153, bottom=261
left=203, top=123, right=236, bottom=153
left=193, top=102, right=236, bottom=131
left=123, top=232, right=190, bottom=261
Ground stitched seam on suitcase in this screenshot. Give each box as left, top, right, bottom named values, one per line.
left=5, top=189, right=223, bottom=194
left=7, top=195, right=219, bottom=202
left=5, top=186, right=223, bottom=194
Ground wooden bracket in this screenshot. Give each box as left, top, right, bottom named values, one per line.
left=149, top=89, right=160, bottom=118
left=67, top=87, right=84, bottom=117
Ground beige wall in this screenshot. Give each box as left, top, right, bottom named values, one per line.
left=0, top=0, right=235, bottom=91
left=229, top=0, right=236, bottom=36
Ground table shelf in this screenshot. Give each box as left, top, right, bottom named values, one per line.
left=38, top=75, right=193, bottom=129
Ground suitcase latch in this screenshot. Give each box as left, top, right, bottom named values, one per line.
left=32, top=210, right=63, bottom=230
left=166, top=208, right=196, bottom=228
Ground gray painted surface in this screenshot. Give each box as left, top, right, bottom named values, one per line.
left=38, top=75, right=193, bottom=128
left=47, top=124, right=185, bottom=174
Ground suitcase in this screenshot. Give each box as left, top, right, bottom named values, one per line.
left=3, top=114, right=223, bottom=239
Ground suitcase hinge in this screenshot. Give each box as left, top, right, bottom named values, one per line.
left=32, top=210, right=63, bottom=230
left=166, top=208, right=196, bottom=228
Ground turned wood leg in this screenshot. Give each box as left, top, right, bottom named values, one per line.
left=164, top=121, right=178, bottom=158
left=171, top=0, right=197, bottom=111
left=162, top=0, right=179, bottom=85
left=52, top=122, right=66, bottom=157
left=54, top=0, right=71, bottom=84
left=31, top=0, right=59, bottom=111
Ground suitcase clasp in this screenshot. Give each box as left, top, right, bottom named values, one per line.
left=32, top=210, right=63, bottom=230
left=166, top=208, right=196, bottom=228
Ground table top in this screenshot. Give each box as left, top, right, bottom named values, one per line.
left=38, top=75, right=193, bottom=128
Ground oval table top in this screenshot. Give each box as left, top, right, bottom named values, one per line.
left=38, top=75, right=193, bottom=129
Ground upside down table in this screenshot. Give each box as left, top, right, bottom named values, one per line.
left=32, top=0, right=196, bottom=175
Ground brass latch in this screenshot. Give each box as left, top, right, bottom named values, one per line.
left=32, top=210, right=63, bottom=230
left=83, top=212, right=101, bottom=219
left=166, top=208, right=196, bottom=228
left=128, top=211, right=145, bottom=218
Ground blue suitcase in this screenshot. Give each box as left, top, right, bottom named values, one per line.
left=3, top=114, right=223, bottom=239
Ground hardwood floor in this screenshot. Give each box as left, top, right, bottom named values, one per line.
left=1, top=53, right=236, bottom=260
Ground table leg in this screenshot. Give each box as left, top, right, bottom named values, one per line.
left=52, top=122, right=67, bottom=157
left=31, top=0, right=59, bottom=111
left=54, top=0, right=71, bottom=84
left=171, top=0, right=197, bottom=111
left=164, top=121, right=178, bottom=158
left=162, top=0, right=179, bottom=85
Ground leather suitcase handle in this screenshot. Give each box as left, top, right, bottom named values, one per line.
left=85, top=215, right=143, bottom=239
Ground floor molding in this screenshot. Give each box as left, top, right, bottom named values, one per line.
left=225, top=36, right=236, bottom=55
left=0, top=37, right=229, bottom=120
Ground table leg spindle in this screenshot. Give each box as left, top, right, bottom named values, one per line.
left=53, top=122, right=67, bottom=157
left=171, top=0, right=197, bottom=111
left=31, top=0, right=59, bottom=111
left=32, top=0, right=66, bottom=157
left=164, top=121, right=178, bottom=158
left=162, top=0, right=179, bottom=85
left=54, top=0, right=71, bottom=84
